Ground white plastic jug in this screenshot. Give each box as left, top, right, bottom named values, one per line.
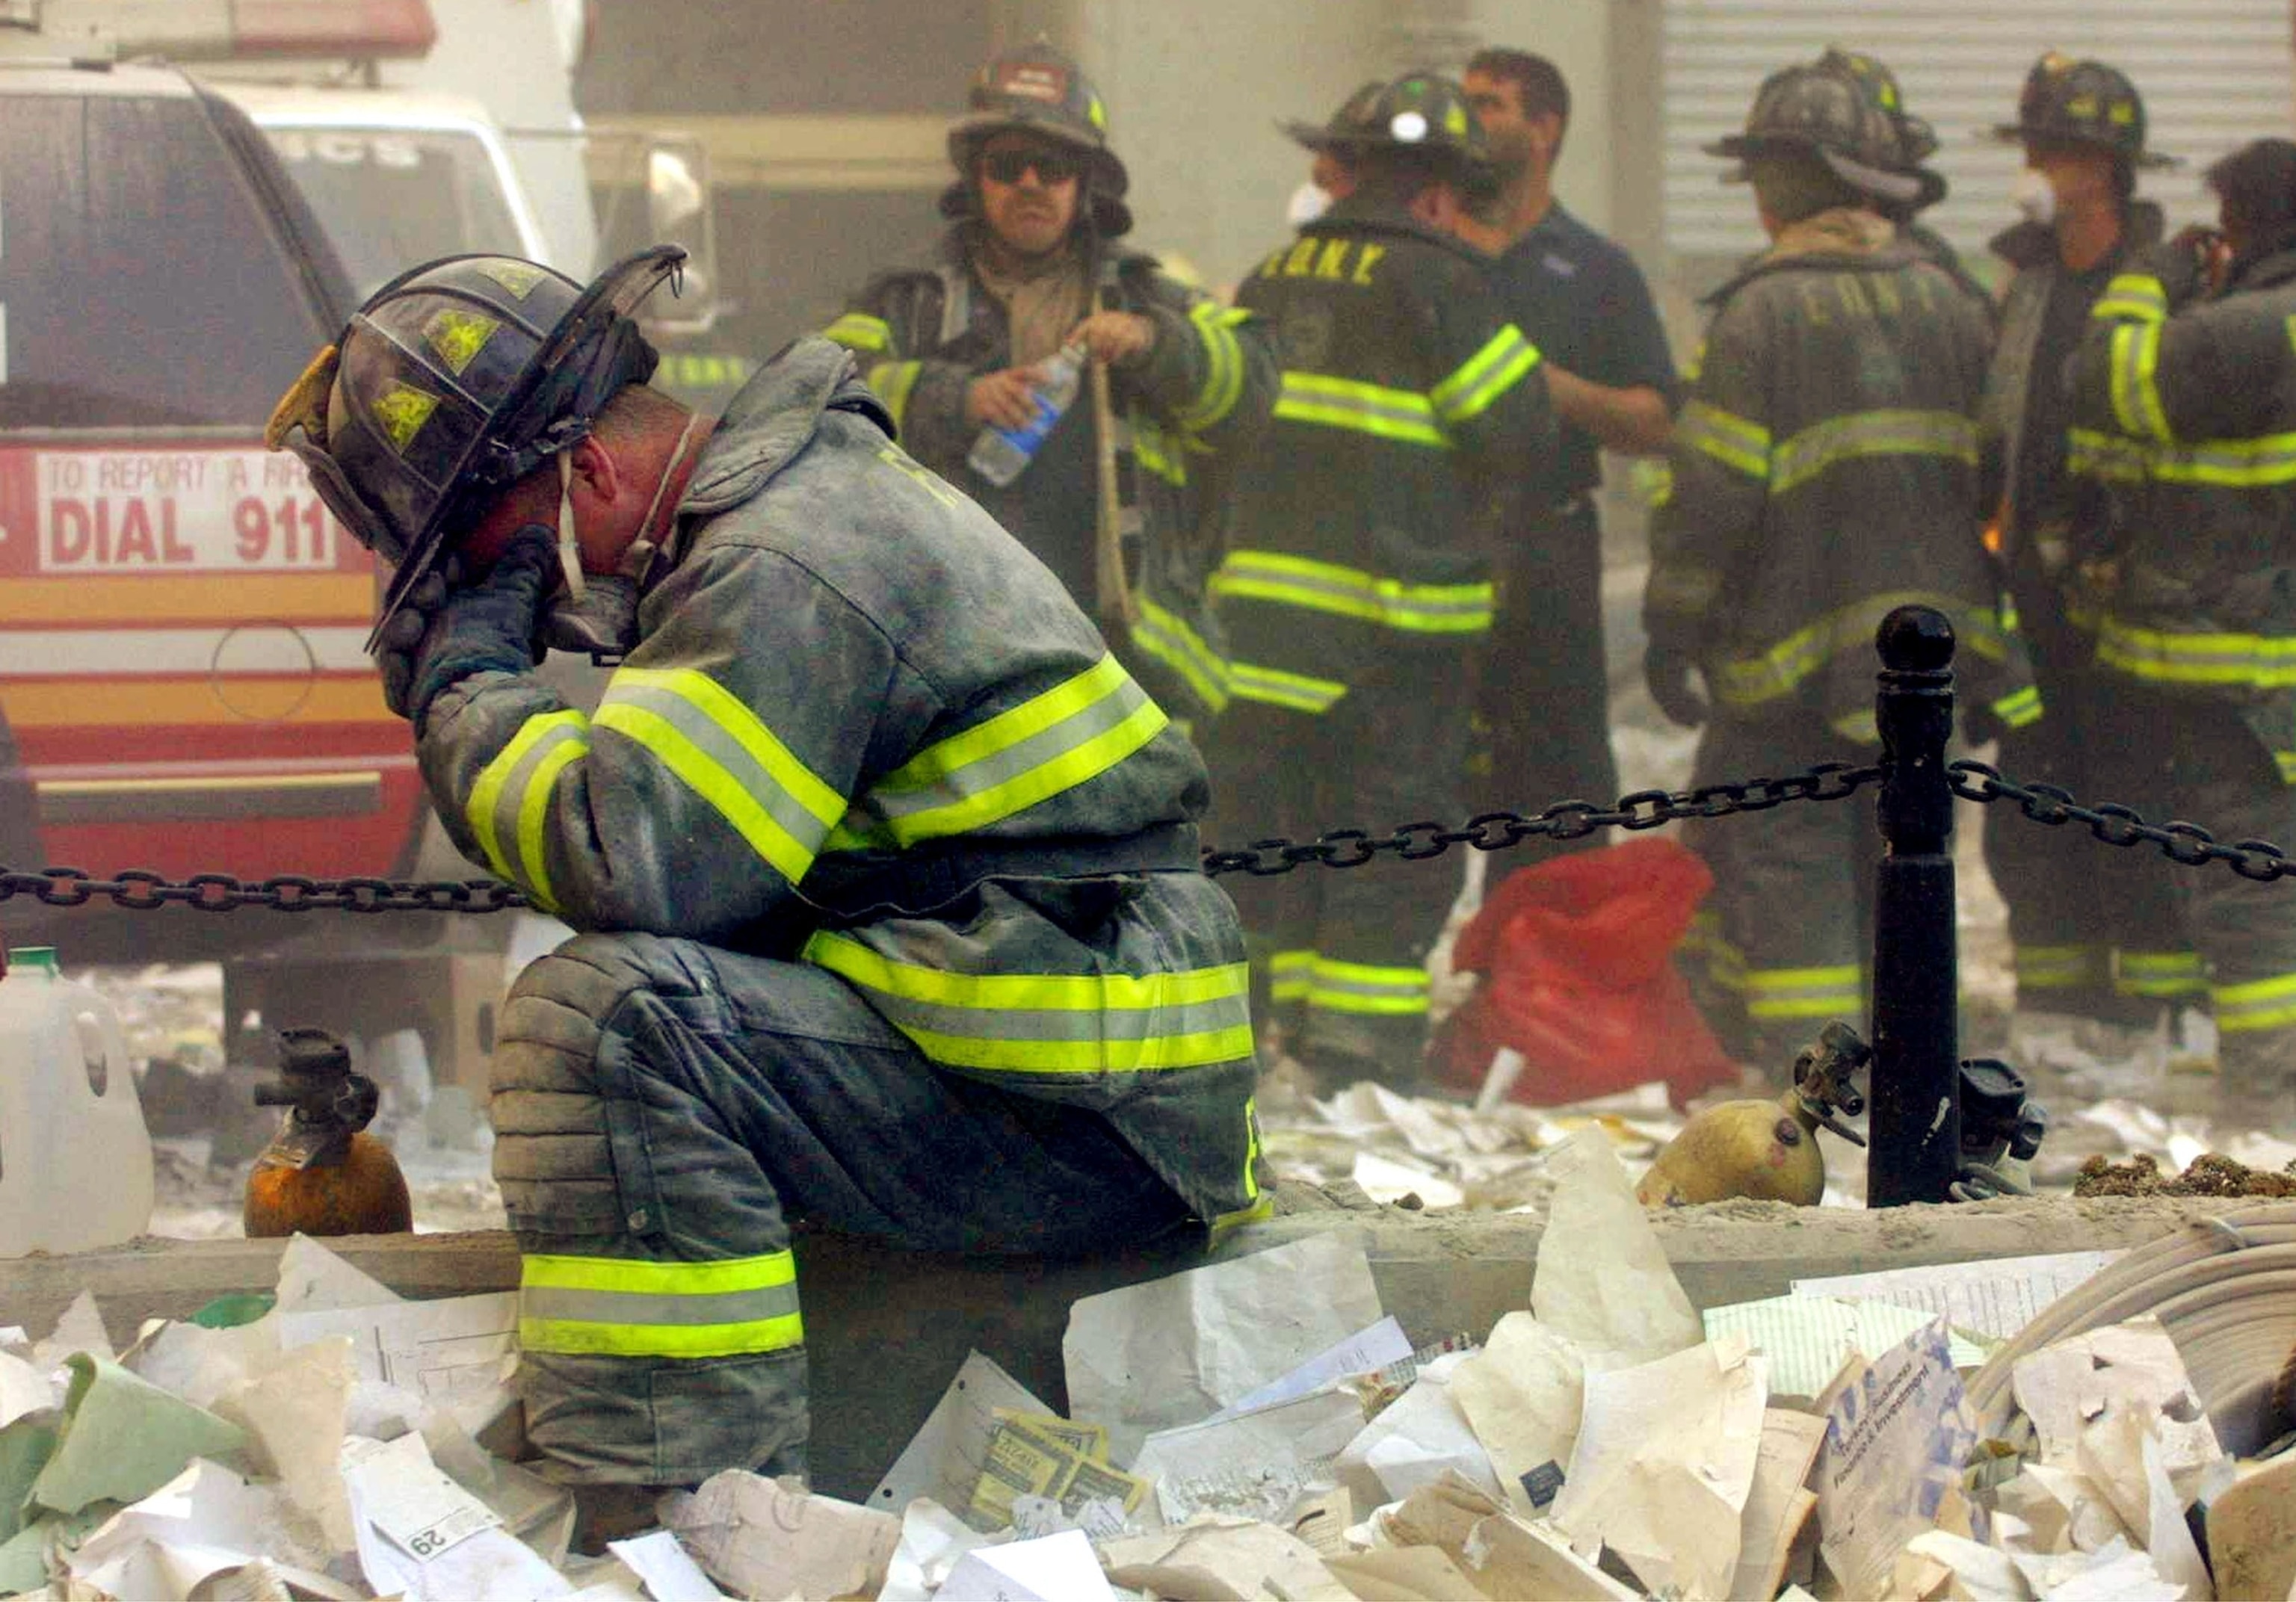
left=0, top=948, right=154, bottom=1255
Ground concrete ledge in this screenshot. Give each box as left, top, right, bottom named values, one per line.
left=0, top=1192, right=2247, bottom=1501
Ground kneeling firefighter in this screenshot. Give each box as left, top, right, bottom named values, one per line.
left=268, top=248, right=1269, bottom=1527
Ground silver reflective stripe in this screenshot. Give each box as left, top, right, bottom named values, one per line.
left=1768, top=410, right=1977, bottom=495
left=866, top=672, right=1154, bottom=827
left=599, top=678, right=839, bottom=867
left=519, top=1281, right=801, bottom=1329
left=854, top=986, right=1250, bottom=1044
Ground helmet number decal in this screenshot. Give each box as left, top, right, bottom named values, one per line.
left=371, top=383, right=441, bottom=455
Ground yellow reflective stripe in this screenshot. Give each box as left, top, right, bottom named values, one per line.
left=1677, top=400, right=1771, bottom=479
left=2095, top=616, right=2296, bottom=688
left=1429, top=324, right=1541, bottom=424
left=1133, top=421, right=1188, bottom=486
left=832, top=654, right=1167, bottom=850
left=1226, top=660, right=1346, bottom=712
left=1768, top=409, right=1978, bottom=495
left=823, top=312, right=891, bottom=353
left=517, top=1249, right=803, bottom=1360
left=2278, top=750, right=2296, bottom=785
left=2149, top=433, right=2296, bottom=486
left=466, top=711, right=590, bottom=912
left=868, top=359, right=923, bottom=432
left=595, top=667, right=844, bottom=885
left=1743, top=963, right=1863, bottom=1021
left=2016, top=944, right=2104, bottom=990
left=1268, top=947, right=1315, bottom=1001
left=1132, top=597, right=1229, bottom=712
left=1177, top=301, right=1246, bottom=432
left=1306, top=956, right=1429, bottom=1017
left=1208, top=1095, right=1270, bottom=1240
left=2093, top=273, right=2167, bottom=325
left=2109, top=322, right=2175, bottom=445
left=2116, top=950, right=2206, bottom=999
left=1992, top=685, right=2044, bottom=729
left=803, top=931, right=1255, bottom=1072
left=2067, top=427, right=2151, bottom=483
left=1273, top=371, right=1447, bottom=447
left=2214, top=971, right=2296, bottom=1033
left=1210, top=549, right=1494, bottom=634
left=1716, top=592, right=2008, bottom=710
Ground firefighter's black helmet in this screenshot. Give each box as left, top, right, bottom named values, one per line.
left=266, top=247, right=684, bottom=649
left=1818, top=46, right=1948, bottom=211
left=1706, top=61, right=1924, bottom=206
left=942, top=41, right=1131, bottom=235
left=1283, top=72, right=1496, bottom=194
left=1992, top=52, right=2179, bottom=170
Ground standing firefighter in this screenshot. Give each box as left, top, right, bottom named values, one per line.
left=268, top=249, right=1268, bottom=1531
left=2068, top=136, right=2296, bottom=1134
left=1980, top=55, right=2203, bottom=1080
left=1651, top=64, right=2026, bottom=1070
left=1206, top=74, right=1555, bottom=1089
left=1818, top=46, right=1991, bottom=309
left=822, top=43, right=1273, bottom=724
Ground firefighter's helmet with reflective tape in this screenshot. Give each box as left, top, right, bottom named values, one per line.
left=265, top=247, right=683, bottom=648
left=1706, top=61, right=1923, bottom=206
left=1993, top=52, right=2179, bottom=170
left=1817, top=46, right=1948, bottom=211
left=1286, top=72, right=1494, bottom=190
left=943, top=41, right=1131, bottom=234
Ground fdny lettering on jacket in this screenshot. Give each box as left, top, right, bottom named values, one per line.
left=1257, top=238, right=1387, bottom=286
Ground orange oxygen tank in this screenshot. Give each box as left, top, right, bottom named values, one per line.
left=243, top=1027, right=412, bottom=1237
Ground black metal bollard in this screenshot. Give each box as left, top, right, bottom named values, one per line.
left=1868, top=606, right=1963, bottom=1206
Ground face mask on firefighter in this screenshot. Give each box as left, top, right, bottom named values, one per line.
left=2013, top=166, right=2058, bottom=226
left=537, top=410, right=704, bottom=663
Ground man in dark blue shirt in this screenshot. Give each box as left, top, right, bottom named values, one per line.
left=1462, top=49, right=1682, bottom=824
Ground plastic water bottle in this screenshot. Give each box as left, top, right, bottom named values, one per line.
left=0, top=947, right=154, bottom=1256
left=967, top=342, right=1086, bottom=487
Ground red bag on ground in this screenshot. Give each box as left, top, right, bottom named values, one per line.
left=1431, top=836, right=1737, bottom=1107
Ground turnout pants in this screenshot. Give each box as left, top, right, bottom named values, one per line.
left=1984, top=601, right=2198, bottom=1021
left=1206, top=647, right=1472, bottom=1084
left=1681, top=711, right=1876, bottom=1072
left=490, top=933, right=1193, bottom=1485
left=2102, top=690, right=2296, bottom=1119
left=1469, top=500, right=1620, bottom=830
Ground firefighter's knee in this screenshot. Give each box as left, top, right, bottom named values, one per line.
left=488, top=933, right=692, bottom=1240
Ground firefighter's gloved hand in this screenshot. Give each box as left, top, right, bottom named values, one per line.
left=403, top=527, right=554, bottom=729
left=1644, top=644, right=1709, bottom=729
left=375, top=557, right=463, bottom=721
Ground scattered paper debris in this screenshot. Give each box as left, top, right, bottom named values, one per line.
left=1063, top=1232, right=1383, bottom=1461
left=936, top=1527, right=1112, bottom=1602
left=606, top=1530, right=726, bottom=1602
left=1531, top=1129, right=1702, bottom=1368
left=658, top=1470, right=900, bottom=1602
left=870, top=1349, right=1056, bottom=1515
left=1794, top=1251, right=2120, bottom=1341
left=1447, top=1312, right=1584, bottom=1517
left=1133, top=1388, right=1365, bottom=1526
left=1100, top=1514, right=1358, bottom=1602
left=1811, top=1320, right=1980, bottom=1599
left=1549, top=1335, right=1768, bottom=1601
left=1336, top=1350, right=1507, bottom=1509
left=1704, top=1293, right=1992, bottom=1400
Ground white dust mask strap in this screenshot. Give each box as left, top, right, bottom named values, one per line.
left=555, top=449, right=586, bottom=603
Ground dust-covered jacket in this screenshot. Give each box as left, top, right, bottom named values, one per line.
left=2070, top=243, right=2296, bottom=775
left=418, top=339, right=1271, bottom=1231
left=1210, top=198, right=1557, bottom=714
left=1647, top=208, right=2034, bottom=742
left=822, top=226, right=1275, bottom=725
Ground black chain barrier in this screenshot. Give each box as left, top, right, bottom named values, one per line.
left=1947, top=759, right=2296, bottom=883
left=0, top=755, right=2286, bottom=915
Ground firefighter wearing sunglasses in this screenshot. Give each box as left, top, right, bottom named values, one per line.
left=823, top=41, right=1276, bottom=726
